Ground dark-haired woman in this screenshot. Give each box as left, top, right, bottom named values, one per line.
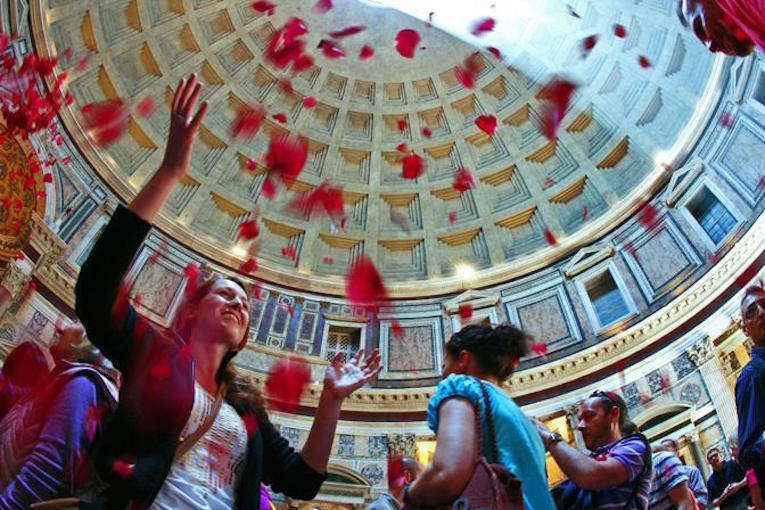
left=401, top=324, right=554, bottom=509
left=75, top=74, right=381, bottom=509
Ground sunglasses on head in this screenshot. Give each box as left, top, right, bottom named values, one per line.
left=591, top=390, right=621, bottom=406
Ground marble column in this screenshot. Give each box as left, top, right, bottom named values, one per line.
left=682, top=432, right=711, bottom=480
left=688, top=336, right=738, bottom=438
left=565, top=404, right=586, bottom=450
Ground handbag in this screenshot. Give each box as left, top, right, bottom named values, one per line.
left=423, top=378, right=524, bottom=510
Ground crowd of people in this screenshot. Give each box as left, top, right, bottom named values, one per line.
left=0, top=3, right=763, bottom=506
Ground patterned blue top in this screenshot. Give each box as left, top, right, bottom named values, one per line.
left=683, top=465, right=708, bottom=508
left=589, top=435, right=652, bottom=509
left=650, top=451, right=689, bottom=510
left=427, top=374, right=554, bottom=510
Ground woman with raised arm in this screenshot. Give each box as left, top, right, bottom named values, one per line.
left=74, top=74, right=382, bottom=510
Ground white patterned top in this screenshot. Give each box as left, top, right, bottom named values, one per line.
left=151, top=382, right=248, bottom=510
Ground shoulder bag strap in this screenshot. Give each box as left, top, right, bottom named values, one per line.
left=475, top=377, right=500, bottom=464
left=174, top=383, right=227, bottom=461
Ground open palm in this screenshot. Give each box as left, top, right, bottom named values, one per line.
left=160, top=74, right=208, bottom=178
left=324, top=349, right=382, bottom=400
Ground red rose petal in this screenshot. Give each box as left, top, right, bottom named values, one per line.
left=15, top=251, right=24, bottom=260
left=544, top=229, right=557, bottom=245
left=391, top=321, right=405, bottom=339
left=614, top=24, right=627, bottom=38
left=470, top=17, right=496, bottom=36
left=581, top=35, right=598, bottom=57
left=265, top=357, right=311, bottom=412
left=287, top=181, right=344, bottom=220
left=265, top=135, right=308, bottom=187
left=261, top=177, right=276, bottom=199
left=566, top=4, right=581, bottom=18
left=135, top=96, right=154, bottom=117
left=231, top=106, right=266, bottom=140
left=82, top=100, right=130, bottom=146
left=458, top=304, right=473, bottom=321
left=582, top=205, right=589, bottom=221
left=388, top=453, right=406, bottom=490
left=397, top=119, right=408, bottom=131
left=448, top=211, right=457, bottom=224
left=636, top=202, right=658, bottom=230
left=183, top=263, right=200, bottom=296
left=531, top=342, right=548, bottom=356
left=317, top=39, right=346, bottom=59
left=272, top=112, right=288, bottom=123
left=638, top=55, right=651, bottom=68
left=401, top=153, right=424, bottom=179
left=294, top=53, right=314, bottom=72
left=537, top=77, right=578, bottom=140
left=112, top=459, right=134, bottom=479
left=302, top=96, right=317, bottom=108
left=328, top=25, right=366, bottom=38
left=395, top=29, right=420, bottom=59
left=421, top=127, right=432, bottom=138
left=43, top=173, right=53, bottom=183
left=475, top=114, right=497, bottom=135
left=719, top=112, right=734, bottom=128
left=238, top=219, right=260, bottom=240
left=396, top=143, right=408, bottom=152
left=252, top=1, right=276, bottom=15
left=452, top=167, right=475, bottom=193
left=240, top=258, right=258, bottom=274
left=314, top=0, right=332, bottom=13
left=281, top=246, right=297, bottom=260
left=345, top=255, right=388, bottom=311
left=359, top=44, right=375, bottom=60
left=322, top=256, right=334, bottom=265
left=486, top=46, right=502, bottom=59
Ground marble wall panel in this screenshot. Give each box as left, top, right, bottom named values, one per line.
left=379, top=318, right=442, bottom=380
left=504, top=280, right=583, bottom=355
left=620, top=215, right=702, bottom=304
left=713, top=117, right=765, bottom=206
left=129, top=255, right=184, bottom=321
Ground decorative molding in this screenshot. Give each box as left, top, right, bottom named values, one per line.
left=563, top=244, right=615, bottom=278
left=665, top=159, right=705, bottom=207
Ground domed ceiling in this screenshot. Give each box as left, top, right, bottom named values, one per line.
left=31, top=0, right=726, bottom=297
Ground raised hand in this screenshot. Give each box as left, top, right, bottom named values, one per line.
left=159, top=74, right=208, bottom=178
left=323, top=349, right=382, bottom=401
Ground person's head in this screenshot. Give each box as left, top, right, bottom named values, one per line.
left=174, top=274, right=251, bottom=379
left=676, top=0, right=754, bottom=56
left=1, top=341, right=50, bottom=388
left=741, top=285, right=765, bottom=346
left=578, top=391, right=633, bottom=450
left=401, top=457, right=423, bottom=484
left=729, top=434, right=739, bottom=460
left=661, top=438, right=680, bottom=456
left=707, top=447, right=725, bottom=472
left=442, top=323, right=530, bottom=383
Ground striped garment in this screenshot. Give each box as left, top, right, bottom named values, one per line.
left=588, top=435, right=652, bottom=509
left=649, top=452, right=689, bottom=510
left=684, top=465, right=708, bottom=508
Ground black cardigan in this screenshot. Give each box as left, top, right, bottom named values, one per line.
left=75, top=205, right=325, bottom=509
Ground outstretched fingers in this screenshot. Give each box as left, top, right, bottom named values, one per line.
left=189, top=100, right=209, bottom=131
left=181, top=82, right=202, bottom=122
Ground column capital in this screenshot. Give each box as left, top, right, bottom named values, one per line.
left=687, top=334, right=714, bottom=366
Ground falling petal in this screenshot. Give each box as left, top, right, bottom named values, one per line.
left=272, top=112, right=288, bottom=123
left=486, top=46, right=502, bottom=59
left=328, top=25, right=366, bottom=38
left=265, top=357, right=311, bottom=412
left=470, top=17, right=496, bottom=36
left=302, top=96, right=317, bottom=108
left=231, top=106, right=266, bottom=140
left=265, top=135, right=309, bottom=187
left=448, top=211, right=457, bottom=224
left=452, top=167, right=475, bottom=193
left=281, top=246, right=297, bottom=260
left=537, top=77, right=578, bottom=140
left=581, top=35, right=598, bottom=57
left=421, top=127, right=432, bottom=138
left=252, top=1, right=276, bottom=15
left=401, top=153, right=424, bottom=179
left=613, top=24, right=627, bottom=38
left=317, top=39, right=346, bottom=59
left=458, top=304, right=473, bottom=321
left=238, top=219, right=259, bottom=240
left=135, top=96, right=154, bottom=117
left=359, top=44, right=375, bottom=60
left=395, top=29, right=420, bottom=58
left=240, top=258, right=258, bottom=274
left=314, top=0, right=332, bottom=13
left=391, top=321, right=405, bottom=339
left=544, top=229, right=557, bottom=245
left=531, top=342, right=548, bottom=356
left=475, top=114, right=497, bottom=135
left=345, top=255, right=388, bottom=311
left=396, top=142, right=408, bottom=152
left=638, top=55, right=651, bottom=68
